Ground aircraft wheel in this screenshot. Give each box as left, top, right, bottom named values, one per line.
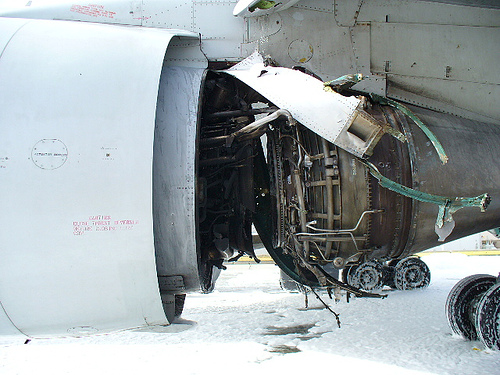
left=347, top=260, right=384, bottom=291
left=394, top=257, right=430, bottom=290
left=475, top=282, right=500, bottom=350
left=381, top=259, right=400, bottom=289
left=446, top=274, right=496, bottom=340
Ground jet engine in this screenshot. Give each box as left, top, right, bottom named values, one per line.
left=1, top=18, right=499, bottom=342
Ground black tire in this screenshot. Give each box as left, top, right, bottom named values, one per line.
left=347, top=260, right=384, bottom=291
left=446, top=274, right=496, bottom=340
left=394, top=257, right=431, bottom=290
left=475, top=282, right=500, bottom=350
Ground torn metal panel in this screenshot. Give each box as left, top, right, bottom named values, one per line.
left=225, top=52, right=385, bottom=158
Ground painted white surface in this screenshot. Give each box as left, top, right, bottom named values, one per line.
left=226, top=53, right=365, bottom=155
left=0, top=18, right=199, bottom=336
left=0, top=0, right=246, bottom=61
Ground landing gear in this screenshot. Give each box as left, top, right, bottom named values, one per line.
left=345, top=260, right=384, bottom=291
left=446, top=274, right=499, bottom=349
left=394, top=257, right=431, bottom=290
left=343, top=257, right=431, bottom=292
left=476, top=283, right=500, bottom=350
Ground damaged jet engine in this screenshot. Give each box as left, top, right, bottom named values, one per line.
left=1, top=17, right=499, bottom=348
left=197, top=55, right=500, bottom=299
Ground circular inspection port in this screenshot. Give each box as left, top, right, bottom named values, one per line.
left=31, top=139, right=68, bottom=170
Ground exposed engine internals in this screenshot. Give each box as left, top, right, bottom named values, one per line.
left=196, top=70, right=499, bottom=295
left=196, top=71, right=407, bottom=294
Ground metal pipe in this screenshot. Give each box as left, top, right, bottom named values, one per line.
left=230, top=109, right=295, bottom=140
left=321, top=138, right=335, bottom=258
left=201, top=109, right=295, bottom=147
left=205, top=107, right=277, bottom=120
left=303, top=209, right=384, bottom=234
left=296, top=232, right=361, bottom=252
left=293, top=169, right=310, bottom=258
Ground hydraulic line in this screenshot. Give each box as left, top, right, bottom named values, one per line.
left=371, top=94, right=449, bottom=164
left=363, top=160, right=490, bottom=229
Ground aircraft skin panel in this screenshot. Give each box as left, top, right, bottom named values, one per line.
left=370, top=21, right=500, bottom=122
left=241, top=5, right=378, bottom=90
left=0, top=303, right=23, bottom=336
left=193, top=1, right=245, bottom=60
left=357, top=0, right=500, bottom=27
left=370, top=22, right=500, bottom=84
left=387, top=75, right=500, bottom=125
left=143, top=0, right=192, bottom=29
left=292, top=0, right=333, bottom=13
left=0, top=17, right=27, bottom=53
left=0, top=0, right=143, bottom=25
left=153, top=65, right=205, bottom=292
left=0, top=18, right=196, bottom=336
left=241, top=0, right=500, bottom=122
left=0, top=0, right=246, bottom=61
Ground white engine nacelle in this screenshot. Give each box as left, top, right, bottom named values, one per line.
left=0, top=18, right=206, bottom=336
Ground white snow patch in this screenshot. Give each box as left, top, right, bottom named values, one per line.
left=1, top=253, right=499, bottom=374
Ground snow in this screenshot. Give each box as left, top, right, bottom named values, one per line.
left=1, top=253, right=499, bottom=375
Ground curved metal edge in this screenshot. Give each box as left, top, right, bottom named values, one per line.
left=0, top=18, right=203, bottom=337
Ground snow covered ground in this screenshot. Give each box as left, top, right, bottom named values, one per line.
left=1, top=252, right=499, bottom=375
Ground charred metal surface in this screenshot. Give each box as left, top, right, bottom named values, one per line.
left=367, top=105, right=413, bottom=260
left=395, top=105, right=500, bottom=254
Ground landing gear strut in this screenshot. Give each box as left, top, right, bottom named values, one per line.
left=345, top=260, right=384, bottom=291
